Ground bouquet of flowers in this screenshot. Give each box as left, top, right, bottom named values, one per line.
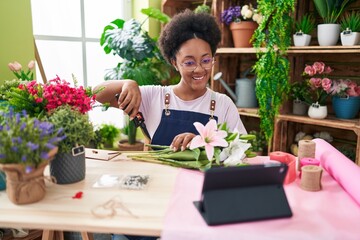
left=221, top=4, right=262, bottom=25
left=4, top=75, right=97, bottom=118
left=302, top=61, right=333, bottom=106
left=8, top=60, right=35, bottom=81
left=330, top=79, right=360, bottom=98
left=129, top=120, right=256, bottom=171
left=0, top=108, right=65, bottom=172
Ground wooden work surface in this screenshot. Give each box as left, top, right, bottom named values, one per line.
left=0, top=154, right=179, bottom=237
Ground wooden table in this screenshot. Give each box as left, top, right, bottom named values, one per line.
left=0, top=154, right=179, bottom=238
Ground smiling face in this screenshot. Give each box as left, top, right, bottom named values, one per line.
left=172, top=38, right=213, bottom=100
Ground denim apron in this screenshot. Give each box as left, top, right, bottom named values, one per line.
left=151, top=90, right=218, bottom=146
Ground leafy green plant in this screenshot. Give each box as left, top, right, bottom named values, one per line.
left=294, top=14, right=316, bottom=34
left=248, top=130, right=267, bottom=153
left=312, top=0, right=356, bottom=23
left=96, top=124, right=120, bottom=148
left=47, top=105, right=94, bottom=153
left=340, top=11, right=360, bottom=32
left=253, top=0, right=295, bottom=147
left=0, top=79, right=22, bottom=101
left=194, top=0, right=211, bottom=14
left=100, top=7, right=172, bottom=145
left=290, top=81, right=312, bottom=102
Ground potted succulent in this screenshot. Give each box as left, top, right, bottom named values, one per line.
left=293, top=14, right=316, bottom=46
left=221, top=4, right=262, bottom=47
left=340, top=11, right=360, bottom=46
left=100, top=7, right=172, bottom=150
left=313, top=0, right=356, bottom=46
left=0, top=108, right=64, bottom=204
left=194, top=0, right=211, bottom=14
left=48, top=105, right=95, bottom=184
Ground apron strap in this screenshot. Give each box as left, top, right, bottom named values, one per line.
left=163, top=89, right=216, bottom=118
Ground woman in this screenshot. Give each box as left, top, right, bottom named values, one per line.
left=95, top=9, right=246, bottom=152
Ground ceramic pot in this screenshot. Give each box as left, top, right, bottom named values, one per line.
left=332, top=96, right=360, bottom=119
left=118, top=140, right=144, bottom=151
left=50, top=152, right=86, bottom=184
left=340, top=31, right=360, bottom=46
left=230, top=21, right=258, bottom=48
left=308, top=102, right=327, bottom=119
left=293, top=33, right=311, bottom=46
left=0, top=171, right=6, bottom=191
left=292, top=99, right=308, bottom=116
left=317, top=24, right=340, bottom=46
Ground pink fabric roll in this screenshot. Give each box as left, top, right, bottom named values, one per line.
left=269, top=151, right=296, bottom=184
left=313, top=138, right=360, bottom=206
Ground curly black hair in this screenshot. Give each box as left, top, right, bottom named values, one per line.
left=159, top=9, right=221, bottom=64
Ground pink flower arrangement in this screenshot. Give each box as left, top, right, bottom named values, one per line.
left=302, top=62, right=333, bottom=106
left=330, top=79, right=360, bottom=98
left=7, top=75, right=96, bottom=117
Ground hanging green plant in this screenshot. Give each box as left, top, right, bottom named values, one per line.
left=252, top=0, right=295, bottom=147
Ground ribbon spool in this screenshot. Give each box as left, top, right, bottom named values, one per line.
left=297, top=140, right=316, bottom=170
left=299, top=157, right=320, bottom=178
left=300, top=165, right=322, bottom=191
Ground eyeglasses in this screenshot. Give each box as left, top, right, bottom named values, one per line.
left=179, top=57, right=215, bottom=72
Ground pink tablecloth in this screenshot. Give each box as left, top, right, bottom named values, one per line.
left=161, top=154, right=360, bottom=240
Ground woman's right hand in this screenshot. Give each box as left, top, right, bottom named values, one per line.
left=116, top=81, right=141, bottom=120
left=94, top=80, right=141, bottom=120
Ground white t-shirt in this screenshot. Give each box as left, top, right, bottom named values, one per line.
left=139, top=85, right=247, bottom=139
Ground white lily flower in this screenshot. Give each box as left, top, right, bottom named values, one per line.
left=220, top=138, right=251, bottom=166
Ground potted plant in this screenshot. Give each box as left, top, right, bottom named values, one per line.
left=100, top=7, right=172, bottom=150
left=253, top=1, right=294, bottom=148
left=0, top=108, right=64, bottom=204
left=95, top=123, right=120, bottom=149
left=48, top=105, right=95, bottom=184
left=221, top=4, right=262, bottom=47
left=248, top=130, right=267, bottom=156
left=330, top=79, right=360, bottom=119
left=312, top=0, right=356, bottom=46
left=194, top=0, right=211, bottom=14
left=293, top=14, right=316, bottom=46
left=302, top=61, right=334, bottom=119
left=340, top=11, right=360, bottom=46
left=290, top=81, right=311, bottom=115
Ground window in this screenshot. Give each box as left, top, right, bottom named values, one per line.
left=31, top=0, right=131, bottom=128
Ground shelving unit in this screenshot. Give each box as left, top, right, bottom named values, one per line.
left=161, top=0, right=360, bottom=165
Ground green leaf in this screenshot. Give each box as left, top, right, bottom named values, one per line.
left=141, top=7, right=171, bottom=23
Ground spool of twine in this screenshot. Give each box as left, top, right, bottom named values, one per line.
left=300, top=165, right=322, bottom=191
left=297, top=140, right=316, bottom=170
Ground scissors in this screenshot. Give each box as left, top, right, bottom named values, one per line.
left=115, top=94, right=151, bottom=141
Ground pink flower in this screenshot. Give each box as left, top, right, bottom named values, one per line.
left=304, top=65, right=315, bottom=76
left=190, top=119, right=228, bottom=161
left=313, top=62, right=325, bottom=74
left=321, top=78, right=332, bottom=92
left=323, top=66, right=333, bottom=74
left=28, top=60, right=35, bottom=70
left=309, top=77, right=322, bottom=89
left=12, top=61, right=22, bottom=71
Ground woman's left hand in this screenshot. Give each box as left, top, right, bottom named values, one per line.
left=170, top=133, right=196, bottom=151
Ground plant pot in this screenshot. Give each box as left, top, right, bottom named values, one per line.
left=340, top=31, right=360, bottom=46
left=0, top=163, right=48, bottom=204
left=317, top=24, right=340, bottom=46
left=308, top=102, right=327, bottom=119
left=0, top=171, right=5, bottom=191
left=292, top=99, right=308, bottom=115
left=118, top=140, right=144, bottom=151
left=230, top=21, right=258, bottom=48
left=332, top=96, right=360, bottom=119
left=293, top=33, right=312, bottom=46
left=50, top=152, right=86, bottom=184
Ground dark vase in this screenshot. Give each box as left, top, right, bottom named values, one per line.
left=50, top=152, right=86, bottom=184
left=332, top=96, right=360, bottom=119
left=0, top=171, right=6, bottom=191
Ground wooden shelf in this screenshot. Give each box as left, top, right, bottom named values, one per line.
left=276, top=114, right=359, bottom=131
left=216, top=45, right=360, bottom=54
left=238, top=108, right=260, bottom=118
